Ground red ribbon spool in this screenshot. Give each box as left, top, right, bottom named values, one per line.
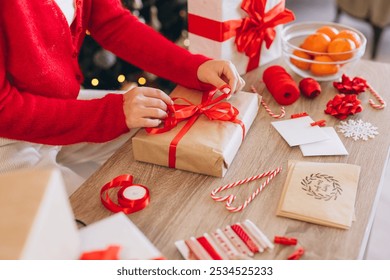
left=100, top=174, right=150, bottom=214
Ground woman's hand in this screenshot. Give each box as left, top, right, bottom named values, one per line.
left=197, top=60, right=245, bottom=94
left=122, top=87, right=172, bottom=129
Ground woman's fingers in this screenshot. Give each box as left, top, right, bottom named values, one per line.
left=123, top=87, right=171, bottom=129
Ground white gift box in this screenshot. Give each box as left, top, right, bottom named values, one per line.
left=0, top=169, right=80, bottom=259
left=0, top=169, right=162, bottom=260
left=188, top=0, right=293, bottom=74
left=79, top=212, right=163, bottom=260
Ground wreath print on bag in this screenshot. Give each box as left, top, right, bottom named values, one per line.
left=301, top=173, right=342, bottom=201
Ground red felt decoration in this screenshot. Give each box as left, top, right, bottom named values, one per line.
left=262, top=65, right=300, bottom=105
left=324, top=94, right=363, bottom=120
left=333, top=74, right=368, bottom=95
left=299, top=78, right=321, bottom=98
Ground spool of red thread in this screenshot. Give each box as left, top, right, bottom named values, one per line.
left=262, top=65, right=300, bottom=105
left=299, top=77, right=321, bottom=98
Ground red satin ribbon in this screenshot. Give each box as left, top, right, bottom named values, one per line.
left=188, top=14, right=242, bottom=42
left=235, top=0, right=295, bottom=72
left=188, top=0, right=294, bottom=72
left=146, top=87, right=245, bottom=168
left=100, top=174, right=150, bottom=214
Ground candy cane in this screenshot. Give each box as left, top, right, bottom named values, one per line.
left=211, top=167, right=282, bottom=213
left=367, top=83, right=386, bottom=110
left=251, top=86, right=286, bottom=119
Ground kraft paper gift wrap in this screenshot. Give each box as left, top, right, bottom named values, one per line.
left=132, top=86, right=260, bottom=177
left=188, top=0, right=294, bottom=74
left=277, top=161, right=361, bottom=229
left=0, top=169, right=80, bottom=259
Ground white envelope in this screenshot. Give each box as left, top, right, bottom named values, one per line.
left=300, top=127, right=348, bottom=156
left=271, top=116, right=330, bottom=146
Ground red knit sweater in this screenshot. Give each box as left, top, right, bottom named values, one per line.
left=0, top=0, right=209, bottom=145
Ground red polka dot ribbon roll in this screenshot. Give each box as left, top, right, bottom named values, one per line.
left=100, top=174, right=150, bottom=214
left=262, top=65, right=300, bottom=105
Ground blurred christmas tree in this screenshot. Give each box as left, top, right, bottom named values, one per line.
left=79, top=0, right=188, bottom=92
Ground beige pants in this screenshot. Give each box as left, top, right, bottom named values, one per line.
left=0, top=90, right=135, bottom=196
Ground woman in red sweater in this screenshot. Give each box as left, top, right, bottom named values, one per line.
left=0, top=0, right=244, bottom=194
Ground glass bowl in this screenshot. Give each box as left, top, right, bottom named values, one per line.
left=281, top=21, right=367, bottom=81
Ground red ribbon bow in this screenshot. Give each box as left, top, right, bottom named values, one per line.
left=146, top=88, right=245, bottom=168
left=235, top=0, right=295, bottom=72
left=324, top=94, right=363, bottom=120
left=333, top=74, right=368, bottom=95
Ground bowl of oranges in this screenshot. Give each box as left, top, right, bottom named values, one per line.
left=281, top=22, right=366, bottom=81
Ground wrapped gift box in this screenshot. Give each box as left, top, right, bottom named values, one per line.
left=0, top=168, right=163, bottom=260
left=188, top=0, right=294, bottom=74
left=132, top=86, right=260, bottom=177
left=79, top=212, right=164, bottom=260
left=0, top=169, right=80, bottom=259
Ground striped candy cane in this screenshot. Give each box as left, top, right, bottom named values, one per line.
left=251, top=86, right=286, bottom=119
left=367, top=83, right=386, bottom=110
left=211, top=167, right=282, bottom=213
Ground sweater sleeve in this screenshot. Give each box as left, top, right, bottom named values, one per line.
left=87, top=0, right=210, bottom=90
left=0, top=34, right=129, bottom=145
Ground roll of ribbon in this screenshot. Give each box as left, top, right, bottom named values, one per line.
left=100, top=174, right=150, bottom=214
left=262, top=65, right=300, bottom=105
left=299, top=77, right=321, bottom=98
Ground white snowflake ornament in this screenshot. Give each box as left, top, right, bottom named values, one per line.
left=337, top=119, right=379, bottom=141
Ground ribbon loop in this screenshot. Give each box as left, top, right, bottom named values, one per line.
left=146, top=88, right=246, bottom=168
left=235, top=0, right=295, bottom=72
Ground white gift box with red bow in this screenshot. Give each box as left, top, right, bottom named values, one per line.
left=188, top=0, right=294, bottom=75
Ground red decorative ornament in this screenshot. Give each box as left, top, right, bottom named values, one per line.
left=324, top=94, right=363, bottom=120
left=333, top=74, right=368, bottom=95
left=299, top=78, right=321, bottom=98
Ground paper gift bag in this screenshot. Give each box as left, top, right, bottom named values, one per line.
left=132, top=86, right=260, bottom=177
left=0, top=169, right=80, bottom=259
left=277, top=161, right=361, bottom=229
left=79, top=212, right=163, bottom=260
left=188, top=0, right=295, bottom=74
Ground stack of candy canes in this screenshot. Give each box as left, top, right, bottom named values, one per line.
left=175, top=220, right=304, bottom=260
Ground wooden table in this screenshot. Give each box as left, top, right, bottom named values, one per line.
left=70, top=59, right=390, bottom=260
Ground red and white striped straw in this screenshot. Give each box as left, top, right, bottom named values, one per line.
left=367, top=83, right=386, bottom=110
left=251, top=86, right=286, bottom=119
left=211, top=167, right=282, bottom=213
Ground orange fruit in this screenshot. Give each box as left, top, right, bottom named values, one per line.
left=327, top=38, right=356, bottom=61
left=301, top=32, right=331, bottom=54
left=334, top=30, right=361, bottom=48
left=317, top=26, right=339, bottom=40
left=310, top=56, right=339, bottom=76
left=290, top=49, right=312, bottom=70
